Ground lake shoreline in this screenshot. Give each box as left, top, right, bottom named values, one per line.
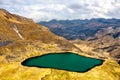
left=22, top=52, right=105, bottom=73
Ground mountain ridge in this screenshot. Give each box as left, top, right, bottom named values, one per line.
left=40, top=18, right=120, bottom=40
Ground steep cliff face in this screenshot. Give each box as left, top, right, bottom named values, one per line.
left=0, top=9, right=120, bottom=80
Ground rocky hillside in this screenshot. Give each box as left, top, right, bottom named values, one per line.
left=0, top=9, right=81, bottom=63
left=40, top=18, right=120, bottom=40
left=87, top=27, right=120, bottom=60
left=0, top=9, right=120, bottom=80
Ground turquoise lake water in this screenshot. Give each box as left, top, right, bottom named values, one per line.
left=22, top=52, right=104, bottom=72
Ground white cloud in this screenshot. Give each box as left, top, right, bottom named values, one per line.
left=0, top=0, right=120, bottom=22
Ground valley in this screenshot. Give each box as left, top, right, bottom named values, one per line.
left=40, top=19, right=120, bottom=62
left=0, top=9, right=120, bottom=80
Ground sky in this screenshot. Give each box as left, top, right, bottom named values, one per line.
left=0, top=0, right=120, bottom=22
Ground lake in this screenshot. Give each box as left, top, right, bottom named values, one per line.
left=22, top=52, right=104, bottom=72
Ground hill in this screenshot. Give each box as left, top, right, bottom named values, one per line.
left=0, top=9, right=81, bottom=63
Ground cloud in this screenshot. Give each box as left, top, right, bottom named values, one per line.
left=0, top=0, right=120, bottom=22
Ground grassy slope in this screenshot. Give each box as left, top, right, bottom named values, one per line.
left=0, top=60, right=119, bottom=80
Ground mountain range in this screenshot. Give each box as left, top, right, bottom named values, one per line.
left=40, top=18, right=120, bottom=40
left=40, top=19, right=120, bottom=61
left=0, top=9, right=120, bottom=80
